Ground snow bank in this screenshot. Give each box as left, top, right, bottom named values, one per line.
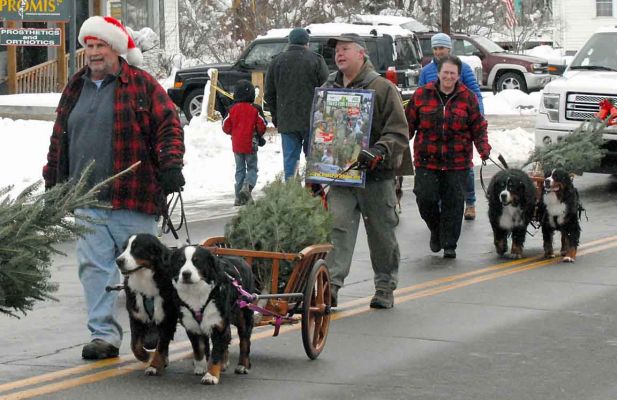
left=484, top=89, right=541, bottom=115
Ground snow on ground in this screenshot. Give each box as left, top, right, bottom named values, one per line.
left=0, top=89, right=538, bottom=203
left=483, top=89, right=541, bottom=115
left=0, top=93, right=61, bottom=107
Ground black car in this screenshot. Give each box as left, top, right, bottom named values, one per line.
left=168, top=23, right=423, bottom=121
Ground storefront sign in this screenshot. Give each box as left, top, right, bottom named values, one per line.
left=0, top=27, right=61, bottom=46
left=0, top=0, right=70, bottom=22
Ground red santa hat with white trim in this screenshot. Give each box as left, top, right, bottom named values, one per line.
left=78, top=16, right=143, bottom=66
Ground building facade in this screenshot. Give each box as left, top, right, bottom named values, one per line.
left=0, top=0, right=179, bottom=93
left=553, top=0, right=617, bottom=54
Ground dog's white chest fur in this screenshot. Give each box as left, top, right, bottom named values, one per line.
left=176, top=282, right=223, bottom=334
left=544, top=192, right=566, bottom=227
left=127, top=271, right=165, bottom=325
left=499, top=205, right=525, bottom=230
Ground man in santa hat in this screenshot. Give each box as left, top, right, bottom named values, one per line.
left=43, top=16, right=185, bottom=360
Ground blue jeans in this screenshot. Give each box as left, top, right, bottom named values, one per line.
left=234, top=152, right=258, bottom=197
left=281, top=131, right=309, bottom=181
left=466, top=168, right=476, bottom=206
left=75, top=208, right=157, bottom=347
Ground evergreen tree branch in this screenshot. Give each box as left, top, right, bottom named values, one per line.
left=0, top=161, right=142, bottom=317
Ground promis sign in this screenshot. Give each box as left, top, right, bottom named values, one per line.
left=0, top=27, right=61, bottom=46
left=0, top=0, right=70, bottom=22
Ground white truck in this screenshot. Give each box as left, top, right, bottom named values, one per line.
left=535, top=27, right=617, bottom=174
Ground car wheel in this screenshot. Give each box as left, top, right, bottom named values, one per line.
left=495, top=72, right=528, bottom=93
left=182, top=89, right=204, bottom=121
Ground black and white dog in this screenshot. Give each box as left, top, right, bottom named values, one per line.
left=116, top=234, right=178, bottom=375
left=487, top=169, right=538, bottom=258
left=170, top=245, right=254, bottom=385
left=540, top=168, right=582, bottom=262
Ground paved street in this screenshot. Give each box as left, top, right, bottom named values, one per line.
left=2, top=163, right=617, bottom=399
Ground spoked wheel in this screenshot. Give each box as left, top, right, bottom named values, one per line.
left=301, top=259, right=332, bottom=360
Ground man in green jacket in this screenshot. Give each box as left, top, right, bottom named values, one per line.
left=323, top=33, right=412, bottom=309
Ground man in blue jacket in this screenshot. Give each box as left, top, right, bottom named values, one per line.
left=419, top=33, right=484, bottom=221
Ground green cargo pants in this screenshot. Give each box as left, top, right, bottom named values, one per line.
left=325, top=178, right=400, bottom=291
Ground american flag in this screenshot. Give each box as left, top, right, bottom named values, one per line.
left=503, top=0, right=517, bottom=28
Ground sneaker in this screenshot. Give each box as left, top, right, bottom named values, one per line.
left=430, top=230, right=441, bottom=253
left=330, top=285, right=339, bottom=308
left=369, top=289, right=394, bottom=309
left=82, top=339, right=119, bottom=360
left=443, top=249, right=457, bottom=259
left=464, top=205, right=476, bottom=220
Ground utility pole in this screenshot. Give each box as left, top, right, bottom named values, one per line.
left=442, top=0, right=451, bottom=34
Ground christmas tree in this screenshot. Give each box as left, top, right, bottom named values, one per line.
left=224, top=177, right=332, bottom=291
left=0, top=162, right=138, bottom=317
left=527, top=118, right=607, bottom=174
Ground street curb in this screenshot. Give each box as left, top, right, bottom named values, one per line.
left=0, top=105, right=56, bottom=121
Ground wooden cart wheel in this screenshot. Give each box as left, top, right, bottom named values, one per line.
left=301, top=259, right=332, bottom=360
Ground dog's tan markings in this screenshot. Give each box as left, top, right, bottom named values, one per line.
left=236, top=337, right=251, bottom=374
left=563, top=248, right=577, bottom=263
left=145, top=351, right=166, bottom=376
left=202, top=363, right=221, bottom=385
left=560, top=234, right=569, bottom=256
left=495, top=238, right=507, bottom=256
left=235, top=316, right=251, bottom=374
left=563, top=235, right=577, bottom=262
left=509, top=243, right=523, bottom=259
left=130, top=339, right=149, bottom=363
left=133, top=258, right=152, bottom=268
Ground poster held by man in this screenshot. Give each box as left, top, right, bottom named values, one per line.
left=305, top=87, right=374, bottom=187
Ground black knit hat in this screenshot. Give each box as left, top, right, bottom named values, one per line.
left=233, top=79, right=255, bottom=103
left=288, top=27, right=309, bottom=45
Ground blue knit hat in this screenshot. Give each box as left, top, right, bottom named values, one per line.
left=431, top=33, right=452, bottom=49
left=288, top=27, right=309, bottom=45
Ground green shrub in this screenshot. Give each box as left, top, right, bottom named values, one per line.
left=224, top=177, right=332, bottom=291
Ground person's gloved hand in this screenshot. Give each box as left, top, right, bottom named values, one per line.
left=481, top=152, right=490, bottom=166
left=357, top=146, right=386, bottom=170
left=159, top=168, right=185, bottom=195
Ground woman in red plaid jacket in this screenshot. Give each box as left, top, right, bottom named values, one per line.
left=405, top=55, right=491, bottom=259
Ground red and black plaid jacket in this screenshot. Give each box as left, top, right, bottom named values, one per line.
left=43, top=59, right=185, bottom=215
left=406, top=81, right=490, bottom=171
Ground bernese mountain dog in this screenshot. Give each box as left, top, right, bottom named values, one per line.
left=487, top=168, right=537, bottom=258
left=540, top=168, right=581, bottom=262
left=170, top=245, right=254, bottom=385
left=115, top=234, right=178, bottom=375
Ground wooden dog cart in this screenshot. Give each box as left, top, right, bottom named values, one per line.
left=202, top=237, right=333, bottom=360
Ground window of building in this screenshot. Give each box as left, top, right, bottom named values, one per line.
left=597, top=0, right=613, bottom=17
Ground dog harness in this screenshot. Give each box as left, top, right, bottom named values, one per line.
left=178, top=288, right=218, bottom=324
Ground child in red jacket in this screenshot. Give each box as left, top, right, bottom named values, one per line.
left=222, top=80, right=267, bottom=206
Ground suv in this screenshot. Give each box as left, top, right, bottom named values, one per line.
left=168, top=23, right=423, bottom=120
left=417, top=32, right=552, bottom=93
left=535, top=27, right=617, bottom=174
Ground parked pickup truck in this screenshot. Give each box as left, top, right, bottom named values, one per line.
left=168, top=23, right=423, bottom=121
left=417, top=32, right=553, bottom=93
left=535, top=27, right=617, bottom=174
